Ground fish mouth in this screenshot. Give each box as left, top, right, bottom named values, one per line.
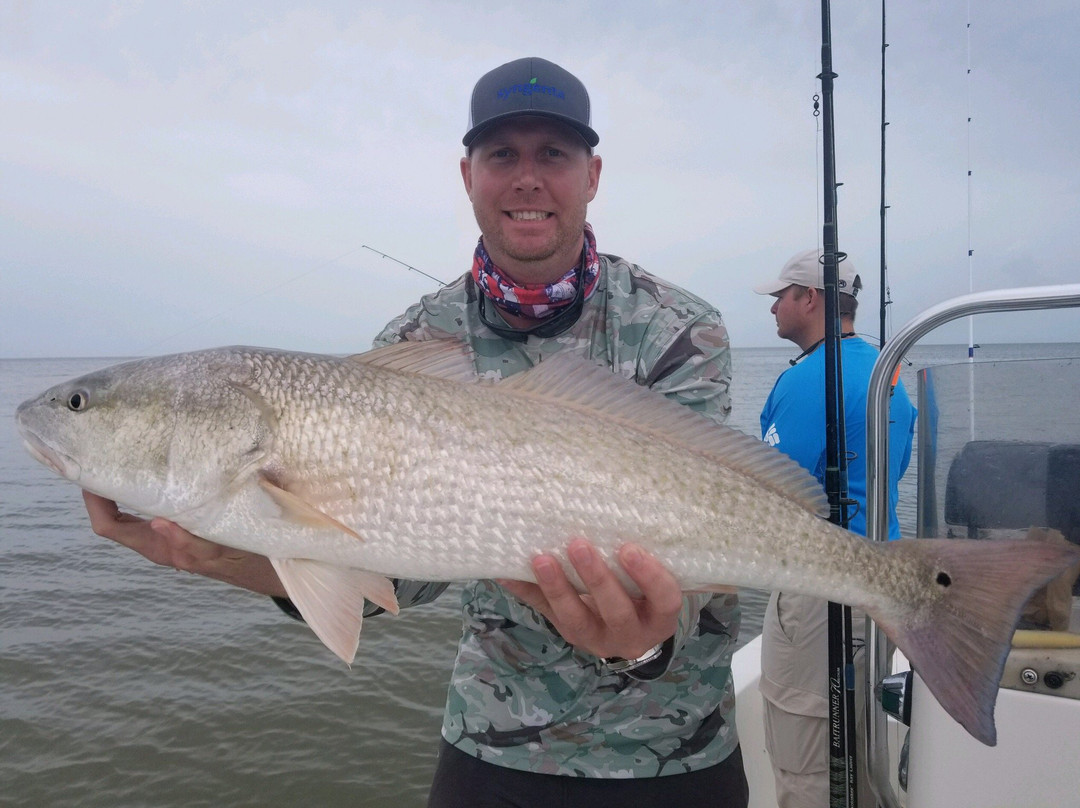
left=18, top=427, right=81, bottom=481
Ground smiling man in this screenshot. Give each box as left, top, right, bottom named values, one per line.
left=368, top=56, right=746, bottom=808
left=462, top=115, right=599, bottom=282
left=82, top=57, right=747, bottom=807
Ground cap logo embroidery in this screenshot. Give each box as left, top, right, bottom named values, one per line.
left=497, top=79, right=565, bottom=100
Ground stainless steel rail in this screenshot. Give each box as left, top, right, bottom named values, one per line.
left=863, top=283, right=1080, bottom=808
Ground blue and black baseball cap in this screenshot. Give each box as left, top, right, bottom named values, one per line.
left=463, top=57, right=599, bottom=149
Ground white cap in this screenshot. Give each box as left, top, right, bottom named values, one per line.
left=753, top=248, right=861, bottom=296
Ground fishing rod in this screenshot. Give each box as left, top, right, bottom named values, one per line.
left=818, top=1, right=859, bottom=806
left=139, top=244, right=372, bottom=355
left=879, top=0, right=891, bottom=350
left=965, top=0, right=977, bottom=441
left=361, top=245, right=447, bottom=287
left=141, top=245, right=445, bottom=356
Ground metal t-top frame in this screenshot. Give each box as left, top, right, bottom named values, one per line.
left=863, top=282, right=1080, bottom=808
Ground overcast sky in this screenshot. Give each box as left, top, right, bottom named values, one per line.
left=2, top=0, right=1078, bottom=358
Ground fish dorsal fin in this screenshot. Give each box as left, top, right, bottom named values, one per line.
left=499, top=352, right=830, bottom=518
left=270, top=557, right=399, bottom=665
left=347, top=339, right=478, bottom=383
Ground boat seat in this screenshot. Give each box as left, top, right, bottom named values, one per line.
left=945, top=440, right=1080, bottom=595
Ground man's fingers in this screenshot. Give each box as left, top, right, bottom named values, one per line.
left=82, top=490, right=159, bottom=552
left=83, top=490, right=137, bottom=532
left=617, top=543, right=684, bottom=620
left=82, top=490, right=117, bottom=526
left=150, top=518, right=220, bottom=563
left=496, top=578, right=550, bottom=615
left=81, top=491, right=286, bottom=596
left=83, top=491, right=208, bottom=568
left=566, top=539, right=638, bottom=632
left=528, top=553, right=606, bottom=649
left=495, top=540, right=687, bottom=660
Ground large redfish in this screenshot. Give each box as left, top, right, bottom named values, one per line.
left=15, top=340, right=1080, bottom=746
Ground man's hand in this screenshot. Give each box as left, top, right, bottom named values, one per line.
left=82, top=491, right=287, bottom=598
left=498, top=538, right=683, bottom=661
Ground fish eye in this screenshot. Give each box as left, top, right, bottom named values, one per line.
left=67, top=390, right=89, bottom=411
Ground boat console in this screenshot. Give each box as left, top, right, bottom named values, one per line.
left=866, top=284, right=1080, bottom=808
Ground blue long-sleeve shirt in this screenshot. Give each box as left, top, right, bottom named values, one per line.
left=760, top=337, right=916, bottom=538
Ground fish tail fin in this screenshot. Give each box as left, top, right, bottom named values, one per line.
left=875, top=538, right=1080, bottom=746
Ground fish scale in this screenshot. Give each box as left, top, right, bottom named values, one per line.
left=15, top=339, right=1080, bottom=747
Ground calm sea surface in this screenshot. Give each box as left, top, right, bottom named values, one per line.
left=2, top=343, right=1076, bottom=807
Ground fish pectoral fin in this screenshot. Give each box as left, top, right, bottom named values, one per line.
left=257, top=473, right=363, bottom=541
left=270, top=557, right=400, bottom=666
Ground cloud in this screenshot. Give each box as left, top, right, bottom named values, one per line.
left=2, top=0, right=1078, bottom=357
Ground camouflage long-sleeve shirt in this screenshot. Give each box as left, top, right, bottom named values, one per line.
left=372, top=253, right=741, bottom=778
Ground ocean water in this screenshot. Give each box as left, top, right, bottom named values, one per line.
left=2, top=342, right=1076, bottom=807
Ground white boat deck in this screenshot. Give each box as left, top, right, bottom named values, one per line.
left=734, top=601, right=1080, bottom=807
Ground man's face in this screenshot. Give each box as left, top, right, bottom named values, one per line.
left=770, top=284, right=811, bottom=344
left=461, top=117, right=601, bottom=284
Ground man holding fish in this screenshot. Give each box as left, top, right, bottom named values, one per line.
left=22, top=54, right=1080, bottom=807
left=81, top=57, right=751, bottom=806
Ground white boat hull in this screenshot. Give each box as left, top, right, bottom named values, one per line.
left=906, top=668, right=1080, bottom=808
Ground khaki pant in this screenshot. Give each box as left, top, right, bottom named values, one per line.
left=760, top=591, right=874, bottom=808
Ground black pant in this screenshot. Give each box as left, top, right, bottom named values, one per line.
left=427, top=739, right=749, bottom=808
